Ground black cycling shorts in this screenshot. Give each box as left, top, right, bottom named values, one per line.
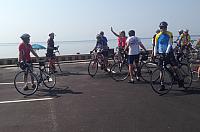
left=158, top=53, right=178, bottom=67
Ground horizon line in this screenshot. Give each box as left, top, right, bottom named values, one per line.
left=0, top=35, right=199, bottom=44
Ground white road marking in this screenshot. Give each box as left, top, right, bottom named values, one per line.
left=0, top=98, right=53, bottom=104
left=0, top=82, right=14, bottom=85
left=0, top=81, right=37, bottom=85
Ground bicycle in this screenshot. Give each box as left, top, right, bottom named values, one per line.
left=110, top=51, right=157, bottom=82
left=190, top=60, right=200, bottom=81
left=113, top=47, right=126, bottom=63
left=150, top=54, right=192, bottom=95
left=14, top=60, right=56, bottom=96
left=174, top=40, right=197, bottom=64
left=46, top=45, right=62, bottom=73
left=88, top=49, right=111, bottom=77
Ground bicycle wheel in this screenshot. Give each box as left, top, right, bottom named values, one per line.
left=42, top=71, right=56, bottom=89
left=54, top=59, right=63, bottom=73
left=113, top=52, right=123, bottom=63
left=140, top=62, right=157, bottom=82
left=192, top=71, right=199, bottom=82
left=180, top=64, right=192, bottom=88
left=110, top=62, right=129, bottom=81
left=88, top=59, right=98, bottom=77
left=14, top=71, right=38, bottom=96
left=151, top=68, right=173, bottom=95
left=190, top=63, right=199, bottom=81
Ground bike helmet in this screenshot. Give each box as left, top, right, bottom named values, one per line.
left=183, top=29, right=189, bottom=33
left=159, top=21, right=168, bottom=27
left=19, top=61, right=27, bottom=70
left=178, top=29, right=183, bottom=33
left=20, top=33, right=30, bottom=39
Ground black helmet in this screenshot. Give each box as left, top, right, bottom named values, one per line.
left=159, top=21, right=168, bottom=27
left=20, top=33, right=30, bottom=40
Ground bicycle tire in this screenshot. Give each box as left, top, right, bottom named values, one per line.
left=190, top=63, right=199, bottom=82
left=192, top=71, right=199, bottom=82
left=42, top=71, right=56, bottom=89
left=113, top=52, right=123, bottom=63
left=140, top=62, right=157, bottom=83
left=110, top=62, right=129, bottom=81
left=180, top=64, right=192, bottom=89
left=14, top=71, right=38, bottom=96
left=151, top=68, right=173, bottom=95
left=88, top=59, right=98, bottom=77
left=55, top=59, right=63, bottom=73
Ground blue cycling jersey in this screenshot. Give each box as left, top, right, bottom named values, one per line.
left=95, top=37, right=108, bottom=50
left=154, top=31, right=173, bottom=55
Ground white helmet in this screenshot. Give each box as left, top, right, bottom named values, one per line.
left=178, top=29, right=183, bottom=33
left=183, top=29, right=189, bottom=33
left=20, top=33, right=30, bottom=39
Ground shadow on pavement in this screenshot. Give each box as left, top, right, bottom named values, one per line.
left=29, top=87, right=83, bottom=98
left=163, top=87, right=200, bottom=97
left=56, top=71, right=88, bottom=76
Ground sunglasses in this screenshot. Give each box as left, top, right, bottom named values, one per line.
left=160, top=26, right=167, bottom=29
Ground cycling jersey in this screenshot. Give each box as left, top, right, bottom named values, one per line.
left=95, top=38, right=108, bottom=51
left=101, top=36, right=108, bottom=45
left=46, top=38, right=55, bottom=58
left=154, top=31, right=173, bottom=56
left=126, top=36, right=142, bottom=55
left=179, top=33, right=191, bottom=46
left=18, top=42, right=32, bottom=62
left=118, top=37, right=127, bottom=48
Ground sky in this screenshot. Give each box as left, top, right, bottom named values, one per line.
left=0, top=0, right=200, bottom=43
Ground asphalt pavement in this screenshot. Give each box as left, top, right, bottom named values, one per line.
left=0, top=62, right=200, bottom=132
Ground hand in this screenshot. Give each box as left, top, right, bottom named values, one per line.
left=54, top=47, right=58, bottom=50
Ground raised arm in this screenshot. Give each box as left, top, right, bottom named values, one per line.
left=111, top=27, right=120, bottom=37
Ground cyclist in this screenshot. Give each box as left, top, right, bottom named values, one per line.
left=178, top=29, right=191, bottom=52
left=46, top=32, right=57, bottom=73
left=111, top=27, right=127, bottom=61
left=153, top=21, right=184, bottom=90
left=196, top=38, right=200, bottom=49
left=93, top=34, right=109, bottom=71
left=18, top=33, right=39, bottom=90
left=125, top=30, right=147, bottom=83
left=151, top=29, right=160, bottom=59
left=100, top=31, right=108, bottom=46
left=174, top=29, right=183, bottom=61
left=175, top=29, right=183, bottom=44
left=111, top=27, right=127, bottom=49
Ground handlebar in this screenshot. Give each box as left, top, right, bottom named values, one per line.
left=53, top=45, right=60, bottom=54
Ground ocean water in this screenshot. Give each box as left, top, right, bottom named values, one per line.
left=0, top=37, right=198, bottom=59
